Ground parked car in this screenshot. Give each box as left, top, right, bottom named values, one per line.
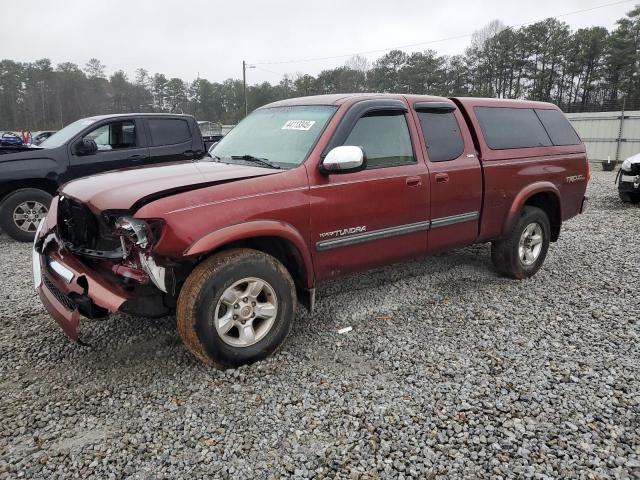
left=31, top=130, right=57, bottom=146
left=617, top=152, right=640, bottom=203
left=33, top=94, right=589, bottom=367
left=0, top=113, right=205, bottom=241
left=0, top=132, right=23, bottom=146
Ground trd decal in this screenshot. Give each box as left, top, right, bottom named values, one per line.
left=566, top=174, right=585, bottom=183
left=319, top=226, right=367, bottom=238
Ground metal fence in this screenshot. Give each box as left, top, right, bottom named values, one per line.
left=566, top=110, right=640, bottom=163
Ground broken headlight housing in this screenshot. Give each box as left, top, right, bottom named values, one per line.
left=114, top=216, right=164, bottom=250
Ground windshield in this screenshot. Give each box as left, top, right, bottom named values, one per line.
left=39, top=117, right=99, bottom=148
left=210, top=105, right=337, bottom=168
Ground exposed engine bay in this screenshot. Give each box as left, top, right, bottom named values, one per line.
left=36, top=195, right=193, bottom=319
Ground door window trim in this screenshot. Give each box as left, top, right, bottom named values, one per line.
left=322, top=99, right=417, bottom=170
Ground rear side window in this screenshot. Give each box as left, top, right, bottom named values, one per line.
left=344, top=111, right=415, bottom=169
left=475, top=107, right=552, bottom=149
left=148, top=118, right=191, bottom=146
left=534, top=109, right=581, bottom=146
left=417, top=111, right=464, bottom=162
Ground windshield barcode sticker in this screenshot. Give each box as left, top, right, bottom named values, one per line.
left=282, top=120, right=316, bottom=131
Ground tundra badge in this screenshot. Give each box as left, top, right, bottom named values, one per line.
left=319, top=226, right=367, bottom=238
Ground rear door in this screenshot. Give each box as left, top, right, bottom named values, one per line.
left=145, top=117, right=197, bottom=164
left=411, top=101, right=482, bottom=252
left=68, top=118, right=149, bottom=179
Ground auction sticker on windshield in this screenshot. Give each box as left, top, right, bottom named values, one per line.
left=282, top=120, right=316, bottom=131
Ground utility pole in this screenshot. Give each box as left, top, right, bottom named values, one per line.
left=242, top=60, right=255, bottom=118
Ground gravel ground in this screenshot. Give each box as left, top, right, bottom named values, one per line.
left=0, top=170, right=639, bottom=479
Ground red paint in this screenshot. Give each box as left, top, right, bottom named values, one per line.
left=35, top=94, right=589, bottom=340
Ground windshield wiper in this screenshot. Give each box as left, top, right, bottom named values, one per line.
left=230, top=154, right=281, bottom=169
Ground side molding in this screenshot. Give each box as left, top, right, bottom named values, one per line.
left=184, top=220, right=315, bottom=288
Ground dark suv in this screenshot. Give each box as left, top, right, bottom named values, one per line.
left=0, top=113, right=205, bottom=241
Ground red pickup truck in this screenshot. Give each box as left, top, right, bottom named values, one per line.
left=33, top=94, right=589, bottom=367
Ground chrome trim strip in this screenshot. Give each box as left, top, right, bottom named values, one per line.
left=314, top=211, right=479, bottom=251
left=316, top=220, right=431, bottom=251
left=48, top=259, right=74, bottom=283
left=430, top=211, right=479, bottom=229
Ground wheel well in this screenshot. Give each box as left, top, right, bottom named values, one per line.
left=524, top=192, right=561, bottom=241
left=214, top=236, right=308, bottom=289
left=0, top=179, right=58, bottom=203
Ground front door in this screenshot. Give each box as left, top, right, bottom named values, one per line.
left=308, top=100, right=430, bottom=281
left=68, top=118, right=149, bottom=179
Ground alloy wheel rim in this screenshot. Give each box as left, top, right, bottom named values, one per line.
left=518, top=222, right=543, bottom=266
left=213, top=277, right=278, bottom=347
left=13, top=201, right=48, bottom=233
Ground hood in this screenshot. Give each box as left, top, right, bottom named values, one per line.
left=61, top=160, right=283, bottom=212
left=0, top=145, right=46, bottom=159
left=622, top=153, right=640, bottom=171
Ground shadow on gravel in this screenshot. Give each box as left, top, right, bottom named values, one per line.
left=44, top=243, right=501, bottom=373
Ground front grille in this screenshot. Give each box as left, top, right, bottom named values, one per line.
left=629, top=163, right=640, bottom=176
left=43, top=276, right=77, bottom=311
left=58, top=196, right=100, bottom=249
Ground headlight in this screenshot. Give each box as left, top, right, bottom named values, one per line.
left=622, top=158, right=632, bottom=171
left=114, top=216, right=163, bottom=249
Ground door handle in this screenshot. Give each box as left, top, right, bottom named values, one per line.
left=435, top=173, right=450, bottom=184
left=406, top=176, right=422, bottom=187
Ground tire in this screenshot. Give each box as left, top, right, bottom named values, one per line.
left=0, top=188, right=53, bottom=242
left=491, top=206, right=551, bottom=279
left=619, top=190, right=640, bottom=204
left=177, top=248, right=297, bottom=368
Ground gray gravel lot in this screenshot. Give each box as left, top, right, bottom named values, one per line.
left=0, top=170, right=639, bottom=479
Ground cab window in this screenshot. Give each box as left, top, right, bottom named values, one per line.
left=83, top=120, right=137, bottom=151
left=418, top=111, right=464, bottom=162
left=343, top=111, right=415, bottom=169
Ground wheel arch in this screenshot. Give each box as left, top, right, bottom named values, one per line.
left=0, top=178, right=59, bottom=203
left=184, top=220, right=315, bottom=289
left=503, top=182, right=562, bottom=242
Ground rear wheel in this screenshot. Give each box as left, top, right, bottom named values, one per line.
left=177, top=248, right=296, bottom=368
left=0, top=188, right=52, bottom=242
left=491, top=206, right=551, bottom=279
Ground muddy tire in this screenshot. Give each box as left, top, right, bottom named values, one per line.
left=0, top=188, right=53, bottom=242
left=491, top=206, right=551, bottom=280
left=177, top=248, right=296, bottom=368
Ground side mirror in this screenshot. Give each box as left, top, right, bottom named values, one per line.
left=321, top=146, right=366, bottom=174
left=74, top=138, right=98, bottom=156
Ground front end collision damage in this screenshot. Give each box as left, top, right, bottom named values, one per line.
left=33, top=195, right=179, bottom=340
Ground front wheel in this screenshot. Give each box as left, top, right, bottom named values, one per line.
left=491, top=206, right=551, bottom=279
left=177, top=248, right=296, bottom=368
left=0, top=188, right=53, bottom=242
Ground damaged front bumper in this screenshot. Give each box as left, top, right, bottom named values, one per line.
left=619, top=173, right=640, bottom=192
left=33, top=198, right=131, bottom=341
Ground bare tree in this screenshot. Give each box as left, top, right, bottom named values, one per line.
left=346, top=55, right=371, bottom=72
left=470, top=19, right=506, bottom=50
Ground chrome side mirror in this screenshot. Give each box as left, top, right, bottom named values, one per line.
left=321, top=145, right=366, bottom=174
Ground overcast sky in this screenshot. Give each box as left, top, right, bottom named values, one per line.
left=1, top=0, right=635, bottom=84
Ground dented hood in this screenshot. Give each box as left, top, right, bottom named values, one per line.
left=60, top=160, right=283, bottom=211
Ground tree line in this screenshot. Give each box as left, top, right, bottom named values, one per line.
left=1, top=5, right=638, bottom=131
